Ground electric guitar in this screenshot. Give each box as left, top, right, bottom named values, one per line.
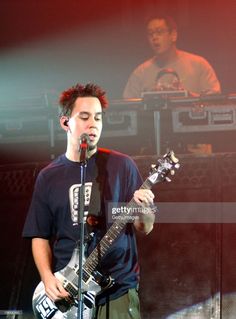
left=32, top=151, right=180, bottom=319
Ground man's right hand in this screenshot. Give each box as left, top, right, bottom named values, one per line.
left=32, top=238, right=70, bottom=302
left=43, top=272, right=70, bottom=302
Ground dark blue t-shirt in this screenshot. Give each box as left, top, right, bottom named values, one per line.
left=23, top=148, right=143, bottom=304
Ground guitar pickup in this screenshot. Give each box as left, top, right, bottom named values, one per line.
left=63, top=280, right=77, bottom=297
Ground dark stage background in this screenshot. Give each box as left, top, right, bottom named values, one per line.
left=1, top=0, right=236, bottom=318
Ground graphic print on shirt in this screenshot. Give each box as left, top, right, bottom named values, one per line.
left=69, top=182, right=93, bottom=225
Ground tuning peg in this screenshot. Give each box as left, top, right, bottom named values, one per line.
left=170, top=152, right=179, bottom=164
left=170, top=169, right=175, bottom=176
left=165, top=176, right=171, bottom=182
left=175, top=163, right=180, bottom=169
left=149, top=164, right=157, bottom=175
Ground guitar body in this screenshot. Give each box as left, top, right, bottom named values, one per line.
left=32, top=248, right=101, bottom=319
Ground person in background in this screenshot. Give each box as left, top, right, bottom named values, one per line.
left=23, top=83, right=156, bottom=319
left=123, top=15, right=221, bottom=98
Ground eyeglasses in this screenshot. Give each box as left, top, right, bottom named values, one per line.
left=147, top=28, right=170, bottom=38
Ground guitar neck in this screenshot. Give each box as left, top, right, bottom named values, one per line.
left=83, top=178, right=153, bottom=275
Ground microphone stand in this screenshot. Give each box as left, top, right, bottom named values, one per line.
left=77, top=136, right=89, bottom=319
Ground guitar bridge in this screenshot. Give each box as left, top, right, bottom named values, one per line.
left=54, top=296, right=74, bottom=313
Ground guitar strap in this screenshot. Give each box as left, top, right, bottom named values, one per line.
left=85, top=149, right=110, bottom=244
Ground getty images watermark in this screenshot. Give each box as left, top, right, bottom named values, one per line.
left=108, top=202, right=236, bottom=223
left=108, top=202, right=158, bottom=223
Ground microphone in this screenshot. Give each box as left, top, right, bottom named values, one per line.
left=79, top=133, right=91, bottom=163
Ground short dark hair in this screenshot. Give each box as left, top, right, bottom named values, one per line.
left=146, top=15, right=177, bottom=32
left=59, top=83, right=108, bottom=117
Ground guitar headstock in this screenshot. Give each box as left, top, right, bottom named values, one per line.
left=148, top=150, right=180, bottom=185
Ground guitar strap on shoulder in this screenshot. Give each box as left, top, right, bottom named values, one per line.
left=85, top=149, right=110, bottom=240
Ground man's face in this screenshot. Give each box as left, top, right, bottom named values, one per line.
left=67, top=96, right=103, bottom=151
left=147, top=19, right=177, bottom=56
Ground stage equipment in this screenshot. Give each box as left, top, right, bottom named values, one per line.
left=1, top=93, right=236, bottom=163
